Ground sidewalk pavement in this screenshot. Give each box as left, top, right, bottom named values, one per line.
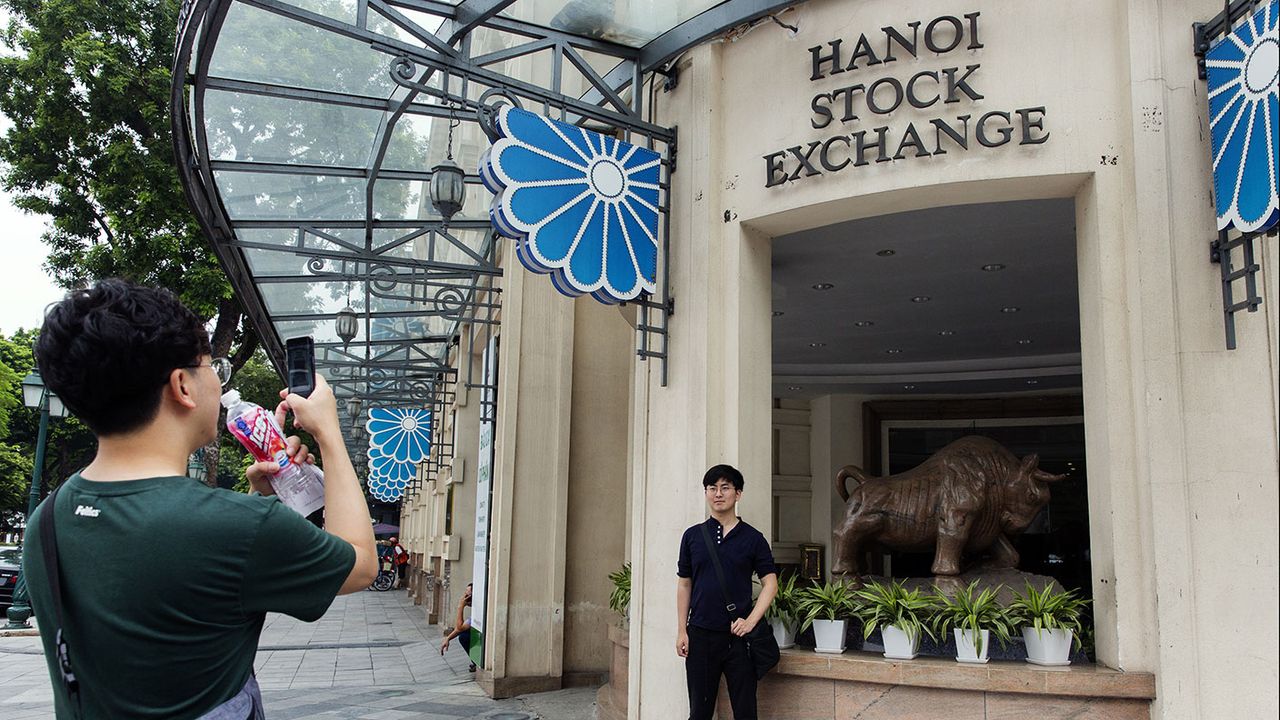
left=0, top=589, right=598, bottom=719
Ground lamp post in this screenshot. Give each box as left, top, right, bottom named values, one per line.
left=6, top=372, right=68, bottom=628
left=187, top=447, right=207, bottom=485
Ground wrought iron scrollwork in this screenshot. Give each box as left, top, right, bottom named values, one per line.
left=475, top=88, right=524, bottom=142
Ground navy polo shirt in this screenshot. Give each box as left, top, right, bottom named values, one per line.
left=677, top=517, right=777, bottom=632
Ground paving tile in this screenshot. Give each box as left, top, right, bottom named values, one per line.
left=0, top=590, right=594, bottom=720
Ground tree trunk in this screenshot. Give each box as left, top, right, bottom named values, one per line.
left=203, top=439, right=220, bottom=488
left=210, top=297, right=241, bottom=360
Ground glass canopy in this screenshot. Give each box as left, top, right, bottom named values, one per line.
left=173, top=0, right=795, bottom=451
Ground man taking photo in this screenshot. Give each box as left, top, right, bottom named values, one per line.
left=21, top=279, right=378, bottom=718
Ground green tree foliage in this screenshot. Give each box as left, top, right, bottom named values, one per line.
left=0, top=0, right=256, bottom=364
left=0, top=329, right=97, bottom=533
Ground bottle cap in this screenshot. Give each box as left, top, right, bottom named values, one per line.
left=220, top=389, right=241, bottom=408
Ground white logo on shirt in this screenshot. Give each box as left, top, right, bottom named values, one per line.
left=74, top=504, right=101, bottom=518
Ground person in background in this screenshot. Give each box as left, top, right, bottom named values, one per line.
left=389, top=536, right=408, bottom=587
left=22, top=279, right=378, bottom=718
left=675, top=464, right=778, bottom=720
left=441, top=582, right=476, bottom=672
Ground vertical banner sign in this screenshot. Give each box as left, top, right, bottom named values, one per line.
left=470, top=336, right=499, bottom=668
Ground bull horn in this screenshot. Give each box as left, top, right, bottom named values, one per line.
left=835, top=465, right=871, bottom=502
left=1033, top=469, right=1068, bottom=483
left=1020, top=453, right=1040, bottom=472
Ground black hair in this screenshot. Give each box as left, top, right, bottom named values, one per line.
left=702, top=464, right=744, bottom=492
left=35, top=278, right=212, bottom=436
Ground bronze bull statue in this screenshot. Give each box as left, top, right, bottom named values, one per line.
left=832, top=436, right=1067, bottom=577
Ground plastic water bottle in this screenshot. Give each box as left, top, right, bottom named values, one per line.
left=221, top=389, right=325, bottom=517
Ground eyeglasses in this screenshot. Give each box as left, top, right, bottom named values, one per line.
left=181, top=358, right=233, bottom=387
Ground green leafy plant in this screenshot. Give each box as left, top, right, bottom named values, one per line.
left=930, top=581, right=1014, bottom=658
left=607, top=562, right=631, bottom=621
left=1007, top=582, right=1090, bottom=649
left=852, top=579, right=936, bottom=643
left=795, top=578, right=858, bottom=631
left=764, top=573, right=802, bottom=627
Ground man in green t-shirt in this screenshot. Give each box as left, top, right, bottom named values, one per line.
left=21, top=279, right=378, bottom=718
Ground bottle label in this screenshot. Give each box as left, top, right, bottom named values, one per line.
left=227, top=406, right=325, bottom=517
left=230, top=409, right=287, bottom=463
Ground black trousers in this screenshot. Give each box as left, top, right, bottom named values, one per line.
left=685, top=625, right=757, bottom=720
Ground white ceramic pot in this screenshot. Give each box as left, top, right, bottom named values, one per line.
left=881, top=624, right=920, bottom=660
left=953, top=628, right=991, bottom=664
left=1022, top=627, right=1074, bottom=666
left=811, top=619, right=847, bottom=654
left=771, top=619, right=797, bottom=650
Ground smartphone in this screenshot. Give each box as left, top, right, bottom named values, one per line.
left=285, top=336, right=316, bottom=398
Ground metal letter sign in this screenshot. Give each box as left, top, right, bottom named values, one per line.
left=365, top=407, right=432, bottom=502
left=481, top=106, right=662, bottom=304
left=1206, top=0, right=1279, bottom=233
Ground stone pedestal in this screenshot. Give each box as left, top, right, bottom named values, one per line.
left=596, top=624, right=629, bottom=720
left=717, top=649, right=1154, bottom=719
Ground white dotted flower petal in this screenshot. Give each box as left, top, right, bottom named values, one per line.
left=1206, top=1, right=1279, bottom=232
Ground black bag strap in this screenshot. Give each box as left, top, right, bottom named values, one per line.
left=38, top=483, right=81, bottom=713
left=698, top=521, right=744, bottom=618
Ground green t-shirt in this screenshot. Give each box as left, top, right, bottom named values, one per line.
left=23, top=473, right=356, bottom=719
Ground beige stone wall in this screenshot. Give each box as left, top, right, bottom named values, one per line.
left=626, top=0, right=1279, bottom=718
left=772, top=399, right=812, bottom=566
left=485, top=249, right=575, bottom=685
left=809, top=394, right=869, bottom=574
left=563, top=298, right=634, bottom=677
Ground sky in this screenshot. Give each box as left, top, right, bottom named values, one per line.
left=0, top=9, right=64, bottom=336
left=0, top=116, right=63, bottom=336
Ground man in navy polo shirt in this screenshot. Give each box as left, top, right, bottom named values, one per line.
left=676, top=464, right=778, bottom=720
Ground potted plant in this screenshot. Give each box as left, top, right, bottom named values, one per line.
left=853, top=579, right=935, bottom=660
left=930, top=581, right=1014, bottom=664
left=765, top=573, right=802, bottom=649
left=795, top=579, right=858, bottom=654
left=1007, top=581, right=1090, bottom=666
left=607, top=562, right=631, bottom=625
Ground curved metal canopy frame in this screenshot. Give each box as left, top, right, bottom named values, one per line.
left=172, top=0, right=797, bottom=454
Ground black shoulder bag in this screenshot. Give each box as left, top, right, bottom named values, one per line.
left=698, top=523, right=779, bottom=679
left=38, top=484, right=82, bottom=715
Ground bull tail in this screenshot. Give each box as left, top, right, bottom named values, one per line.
left=835, top=465, right=872, bottom=502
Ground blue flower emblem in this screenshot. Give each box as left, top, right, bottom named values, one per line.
left=363, top=407, right=431, bottom=502
left=366, top=443, right=412, bottom=502
left=481, top=105, right=662, bottom=304
left=1206, top=0, right=1279, bottom=232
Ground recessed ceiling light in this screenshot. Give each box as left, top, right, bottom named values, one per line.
left=982, top=263, right=1006, bottom=272
left=885, top=348, right=902, bottom=354
left=809, top=342, right=826, bottom=348
left=854, top=320, right=874, bottom=327
left=788, top=386, right=803, bottom=391
left=938, top=330, right=955, bottom=336
left=876, top=249, right=896, bottom=257
left=1002, top=306, right=1020, bottom=313
left=911, top=296, right=931, bottom=303
left=903, top=384, right=916, bottom=390
left=1018, top=339, right=1033, bottom=345
left=812, top=283, right=835, bottom=291
left=1026, top=379, right=1039, bottom=385
left=772, top=310, right=784, bottom=317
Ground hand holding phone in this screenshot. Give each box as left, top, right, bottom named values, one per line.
left=285, top=336, right=316, bottom=398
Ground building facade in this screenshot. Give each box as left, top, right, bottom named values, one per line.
left=407, top=1, right=1278, bottom=717
left=173, top=0, right=1279, bottom=717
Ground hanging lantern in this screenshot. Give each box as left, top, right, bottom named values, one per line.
left=336, top=305, right=358, bottom=348
left=346, top=396, right=364, bottom=422
left=429, top=159, right=466, bottom=224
